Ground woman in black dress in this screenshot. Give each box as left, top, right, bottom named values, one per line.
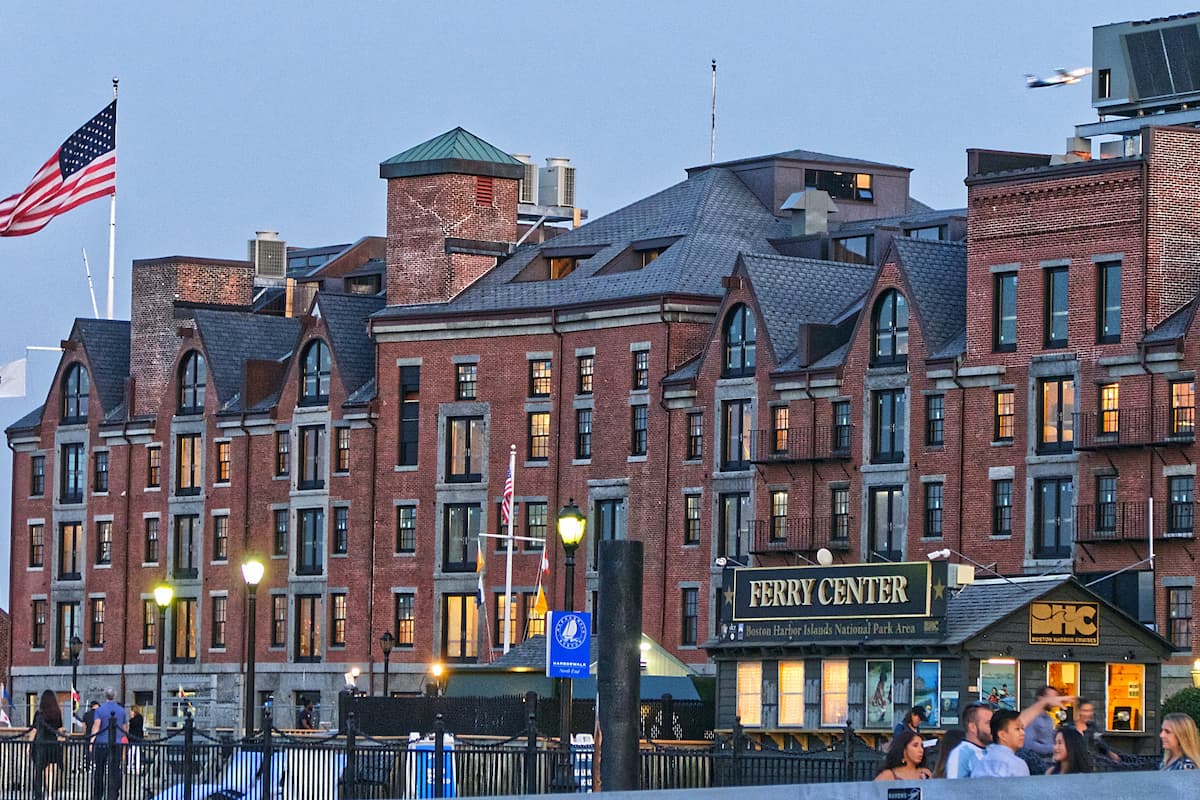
left=30, top=690, right=63, bottom=800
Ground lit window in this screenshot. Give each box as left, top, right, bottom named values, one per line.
left=1038, top=378, right=1075, bottom=453
left=271, top=596, right=287, bottom=647
left=550, top=257, right=576, bottom=279
left=779, top=661, right=805, bottom=726
left=1105, top=663, right=1144, bottom=732
left=331, top=593, right=347, bottom=647
left=395, top=593, right=415, bottom=647
left=529, top=360, right=552, bottom=398
left=211, top=596, right=227, bottom=649
left=176, top=434, right=201, bottom=495
left=632, top=350, right=650, bottom=390
left=770, top=491, right=788, bottom=541
left=147, top=447, right=161, bottom=488
left=821, top=660, right=850, bottom=726
left=1099, top=384, right=1119, bottom=437
left=95, top=520, right=112, bottom=565
left=335, top=428, right=350, bottom=473
left=216, top=441, right=230, bottom=483
left=1171, top=381, right=1195, bottom=438
left=528, top=412, right=550, bottom=461
left=995, top=390, right=1015, bottom=442
left=455, top=364, right=477, bottom=400
left=441, top=593, right=478, bottom=661
left=684, top=495, right=701, bottom=545
left=295, top=594, right=322, bottom=662
left=772, top=407, right=790, bottom=454
left=577, top=356, right=594, bottom=395
left=28, top=523, right=44, bottom=568
left=447, top=416, right=484, bottom=482
left=736, top=662, right=762, bottom=727
left=213, top=516, right=228, bottom=561
left=805, top=169, right=872, bottom=201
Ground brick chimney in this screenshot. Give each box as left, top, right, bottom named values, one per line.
left=380, top=127, right=522, bottom=306
left=129, top=257, right=254, bottom=416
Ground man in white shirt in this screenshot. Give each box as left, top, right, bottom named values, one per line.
left=946, top=702, right=992, bottom=778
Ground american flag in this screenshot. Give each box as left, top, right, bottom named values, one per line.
left=500, top=464, right=514, bottom=527
left=0, top=101, right=116, bottom=237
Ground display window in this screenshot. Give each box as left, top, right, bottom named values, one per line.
left=1047, top=661, right=1079, bottom=718
left=1106, top=663, right=1144, bottom=732
left=865, top=659, right=894, bottom=729
left=821, top=659, right=849, bottom=726
left=979, top=658, right=1018, bottom=710
left=737, top=661, right=762, bottom=727
left=779, top=661, right=805, bottom=726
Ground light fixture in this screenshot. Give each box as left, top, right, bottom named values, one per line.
left=1191, top=659, right=1200, bottom=689
left=379, top=632, right=395, bottom=697
left=153, top=582, right=175, bottom=609
left=241, top=558, right=264, bottom=737
left=556, top=499, right=586, bottom=551
left=241, top=558, right=265, bottom=587
left=152, top=581, right=174, bottom=730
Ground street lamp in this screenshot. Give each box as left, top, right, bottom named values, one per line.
left=68, top=635, right=83, bottom=699
left=241, top=558, right=265, bottom=738
left=152, top=582, right=174, bottom=729
left=429, top=662, right=445, bottom=697
left=1191, top=658, right=1200, bottom=689
left=379, top=632, right=395, bottom=697
left=552, top=498, right=587, bottom=793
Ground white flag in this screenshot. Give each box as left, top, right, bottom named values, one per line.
left=0, top=358, right=25, bottom=398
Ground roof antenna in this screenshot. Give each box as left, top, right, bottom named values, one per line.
left=710, top=59, right=717, bottom=163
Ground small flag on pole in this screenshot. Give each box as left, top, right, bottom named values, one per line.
left=533, top=584, right=548, bottom=618
left=71, top=686, right=80, bottom=713
left=0, top=359, right=26, bottom=399
left=476, top=546, right=486, bottom=606
left=0, top=101, right=116, bottom=237
left=500, top=464, right=514, bottom=527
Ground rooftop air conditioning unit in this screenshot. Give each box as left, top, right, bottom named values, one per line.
left=249, top=231, right=286, bottom=279
left=539, top=157, right=575, bottom=208
left=513, top=154, right=538, bottom=204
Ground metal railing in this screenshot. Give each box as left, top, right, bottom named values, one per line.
left=750, top=428, right=852, bottom=464
left=750, top=517, right=853, bottom=554
left=1074, top=408, right=1196, bottom=450
left=1074, top=501, right=1197, bottom=543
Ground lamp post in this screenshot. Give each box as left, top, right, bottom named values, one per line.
left=241, top=558, right=265, bottom=738
left=552, top=499, right=587, bottom=793
left=68, top=635, right=83, bottom=698
left=379, top=632, right=395, bottom=697
left=152, top=582, right=174, bottom=729
left=430, top=662, right=445, bottom=697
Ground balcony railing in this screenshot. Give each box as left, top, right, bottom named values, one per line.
left=1074, top=407, right=1196, bottom=450
left=750, top=516, right=853, bottom=554
left=750, top=427, right=853, bottom=464
left=1074, top=501, right=1197, bottom=543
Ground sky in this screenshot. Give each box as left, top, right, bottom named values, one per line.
left=0, top=1, right=1183, bottom=610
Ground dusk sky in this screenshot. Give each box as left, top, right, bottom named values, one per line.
left=0, top=1, right=1179, bottom=608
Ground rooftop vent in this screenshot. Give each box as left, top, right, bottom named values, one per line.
left=248, top=231, right=286, bottom=279
left=513, top=154, right=538, bottom=204
left=780, top=189, right=838, bottom=237
left=539, top=157, right=576, bottom=208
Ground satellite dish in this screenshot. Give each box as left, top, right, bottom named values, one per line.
left=816, top=548, right=834, bottom=566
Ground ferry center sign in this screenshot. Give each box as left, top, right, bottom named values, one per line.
left=719, top=561, right=949, bottom=644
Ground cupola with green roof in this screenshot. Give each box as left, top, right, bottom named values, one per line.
left=380, top=127, right=525, bottom=180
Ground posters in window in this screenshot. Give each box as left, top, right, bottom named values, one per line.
left=912, top=660, right=940, bottom=728
left=979, top=660, right=1018, bottom=710
left=866, top=659, right=893, bottom=729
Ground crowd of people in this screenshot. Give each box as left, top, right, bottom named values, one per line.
left=27, top=687, right=142, bottom=800
left=875, top=687, right=1200, bottom=783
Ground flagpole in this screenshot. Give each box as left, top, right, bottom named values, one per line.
left=502, top=445, right=517, bottom=654
left=106, top=77, right=118, bottom=320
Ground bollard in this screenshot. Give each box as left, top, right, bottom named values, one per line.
left=841, top=721, right=852, bottom=779
left=661, top=693, right=674, bottom=740
left=731, top=716, right=744, bottom=787
left=260, top=700, right=274, bottom=800
left=182, top=710, right=195, bottom=800
left=433, top=713, right=445, bottom=799
left=524, top=708, right=538, bottom=794
left=344, top=713, right=358, bottom=800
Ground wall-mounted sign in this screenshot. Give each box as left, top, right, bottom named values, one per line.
left=1029, top=601, right=1099, bottom=646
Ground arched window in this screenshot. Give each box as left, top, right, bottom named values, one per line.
left=722, top=304, right=757, bottom=378
left=872, top=290, right=909, bottom=366
left=178, top=351, right=207, bottom=414
left=61, top=363, right=90, bottom=422
left=300, top=340, right=331, bottom=404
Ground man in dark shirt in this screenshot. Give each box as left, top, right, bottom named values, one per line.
left=80, top=702, right=99, bottom=770
left=297, top=697, right=315, bottom=730
left=90, top=688, right=127, bottom=800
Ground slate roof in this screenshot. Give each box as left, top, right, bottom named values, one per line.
left=890, top=238, right=967, bottom=359
left=5, top=403, right=45, bottom=434
left=315, top=293, right=385, bottom=398
left=943, top=576, right=1070, bottom=644
left=192, top=310, right=301, bottom=412
left=697, top=148, right=907, bottom=173
left=381, top=127, right=522, bottom=168
left=375, top=167, right=791, bottom=320
left=72, top=319, right=131, bottom=420
left=1142, top=295, right=1197, bottom=344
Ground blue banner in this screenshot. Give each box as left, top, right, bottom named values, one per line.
left=546, top=611, right=592, bottom=678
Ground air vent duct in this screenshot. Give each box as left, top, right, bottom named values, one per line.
left=248, top=231, right=286, bottom=279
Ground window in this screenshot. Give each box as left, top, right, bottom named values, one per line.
left=681, top=588, right=699, bottom=646
left=216, top=441, right=230, bottom=483
left=993, top=480, right=1013, bottom=536
left=443, top=503, right=481, bottom=572
left=577, top=356, right=593, bottom=395
left=686, top=413, right=703, bottom=460
left=300, top=340, right=331, bottom=405
left=32, top=599, right=47, bottom=649
left=722, top=305, right=756, bottom=378
left=1105, top=663, right=1144, bottom=732
left=994, top=390, right=1015, bottom=442
left=593, top=498, right=627, bottom=563
left=89, top=598, right=106, bottom=648
left=550, top=257, right=576, bottom=279
left=271, top=596, right=287, bottom=647
left=334, top=428, right=350, bottom=473
left=1168, top=476, right=1194, bottom=536
left=1167, top=588, right=1193, bottom=651
left=575, top=409, right=592, bottom=459
left=832, top=401, right=852, bottom=453
left=1096, top=476, right=1117, bottom=536
left=1038, top=378, right=1075, bottom=453
left=95, top=521, right=112, bottom=565
left=173, top=515, right=199, bottom=579
left=831, top=235, right=872, bottom=265
left=446, top=416, right=484, bottom=482
left=1099, top=384, right=1120, bottom=436
left=924, top=483, right=943, bottom=538
left=993, top=272, right=1017, bottom=352
left=1035, top=478, right=1074, bottom=558
left=1044, top=267, right=1069, bottom=348
left=55, top=602, right=80, bottom=664
left=147, top=447, right=161, bottom=488
left=525, top=593, right=546, bottom=639
left=770, top=491, right=788, bottom=541
left=806, top=169, right=872, bottom=201
left=58, top=523, right=81, bottom=580
left=90, top=452, right=108, bottom=494
left=495, top=594, right=518, bottom=649
left=524, top=503, right=547, bottom=552
left=297, top=508, right=325, bottom=576
left=30, top=455, right=44, bottom=496
left=61, top=363, right=89, bottom=422
left=59, top=443, right=84, bottom=503
left=172, top=597, right=197, bottom=662
left=454, top=363, right=477, bottom=401
left=684, top=495, right=701, bottom=545
left=176, top=433, right=201, bottom=495
left=1098, top=68, right=1111, bottom=98
left=395, top=593, right=415, bottom=647
left=273, top=509, right=288, bottom=556
left=1171, top=381, right=1195, bottom=438
left=717, top=493, right=749, bottom=559
left=331, top=594, right=347, bottom=647
left=779, top=662, right=805, bottom=726
left=630, top=405, right=648, bottom=456
left=871, top=290, right=908, bottom=366
left=925, top=395, right=944, bottom=446
left=869, top=487, right=904, bottom=561
left=831, top=487, right=850, bottom=543
left=442, top=593, right=478, bottom=661
left=141, top=600, right=155, bottom=650
left=528, top=412, right=550, bottom=461
left=871, top=389, right=906, bottom=464
left=821, top=660, right=850, bottom=726
left=632, top=350, right=650, bottom=389
left=295, top=594, right=322, bottom=662
left=145, top=518, right=159, bottom=563
left=29, top=523, right=44, bottom=568
left=396, top=506, right=416, bottom=554
left=1097, top=261, right=1121, bottom=343
left=275, top=431, right=290, bottom=477
left=721, top=399, right=752, bottom=471
left=528, top=359, right=552, bottom=398
left=211, top=596, right=227, bottom=649
left=907, top=225, right=944, bottom=241
left=772, top=407, right=790, bottom=454
left=213, top=515, right=228, bottom=561
left=333, top=507, right=349, bottom=554
left=399, top=366, right=420, bottom=466
left=178, top=351, right=206, bottom=414
left=736, top=662, right=762, bottom=727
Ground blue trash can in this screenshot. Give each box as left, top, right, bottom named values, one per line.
left=405, top=733, right=456, bottom=798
